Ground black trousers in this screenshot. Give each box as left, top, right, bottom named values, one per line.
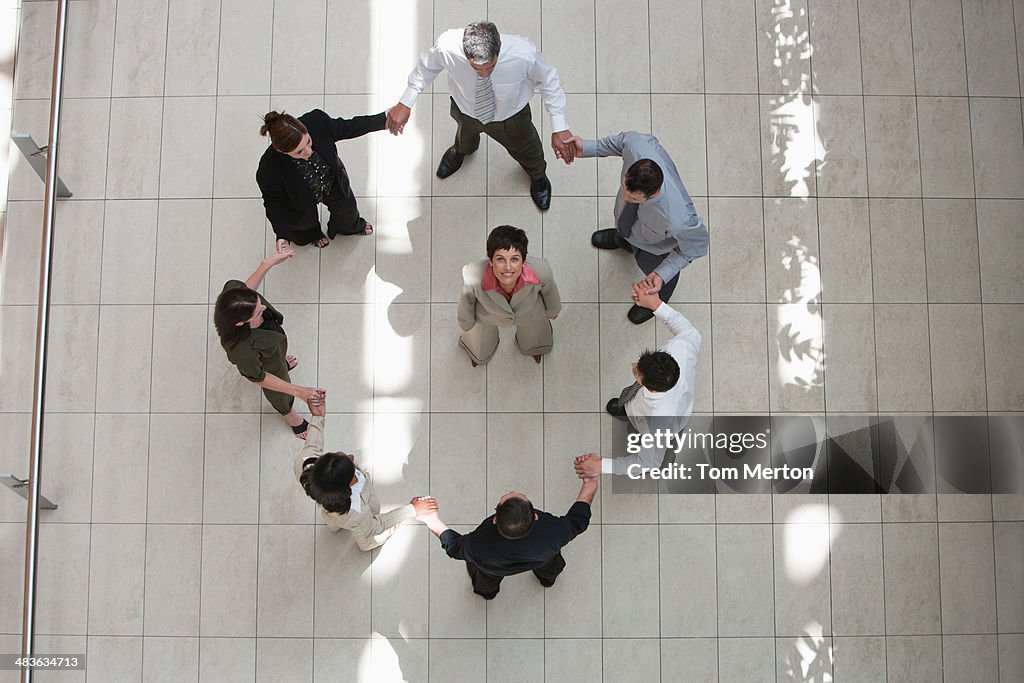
left=466, top=553, right=567, bottom=599
left=614, top=233, right=681, bottom=303
left=449, top=98, right=547, bottom=180
left=285, top=172, right=366, bottom=245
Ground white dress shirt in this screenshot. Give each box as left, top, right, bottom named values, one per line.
left=400, top=28, right=569, bottom=132
left=602, top=302, right=702, bottom=475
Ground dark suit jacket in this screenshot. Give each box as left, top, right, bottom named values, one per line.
left=439, top=501, right=591, bottom=576
left=255, top=109, right=385, bottom=239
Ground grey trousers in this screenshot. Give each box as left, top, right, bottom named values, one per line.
left=459, top=319, right=554, bottom=365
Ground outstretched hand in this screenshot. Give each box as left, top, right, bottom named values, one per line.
left=634, top=271, right=664, bottom=297
left=266, top=243, right=295, bottom=266
left=386, top=103, right=411, bottom=135
left=411, top=496, right=438, bottom=517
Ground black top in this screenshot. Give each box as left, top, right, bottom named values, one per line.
left=292, top=150, right=335, bottom=203
left=439, top=501, right=592, bottom=576
left=255, top=108, right=386, bottom=240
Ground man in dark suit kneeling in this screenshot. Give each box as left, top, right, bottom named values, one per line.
left=418, top=461, right=598, bottom=599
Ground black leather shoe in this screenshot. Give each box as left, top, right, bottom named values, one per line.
left=606, top=397, right=628, bottom=419
left=627, top=304, right=655, bottom=325
left=530, top=175, right=551, bottom=211
left=436, top=146, right=465, bottom=179
left=590, top=229, right=621, bottom=250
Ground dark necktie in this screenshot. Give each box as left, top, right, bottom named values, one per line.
left=616, top=200, right=638, bottom=238
left=618, top=381, right=642, bottom=406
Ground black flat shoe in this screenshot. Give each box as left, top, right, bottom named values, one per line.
left=436, top=146, right=465, bottom=179
left=591, top=229, right=621, bottom=250
left=530, top=175, right=551, bottom=211
left=606, top=397, right=628, bottom=418
left=627, top=304, right=655, bottom=325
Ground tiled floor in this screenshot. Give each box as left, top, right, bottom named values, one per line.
left=1, top=0, right=1023, bottom=681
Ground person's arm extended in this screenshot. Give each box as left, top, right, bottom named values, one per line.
left=243, top=250, right=293, bottom=290
left=387, top=37, right=448, bottom=134
left=581, top=131, right=628, bottom=158
left=457, top=270, right=478, bottom=331
left=293, top=414, right=326, bottom=479
left=255, top=372, right=324, bottom=406
left=315, top=109, right=387, bottom=141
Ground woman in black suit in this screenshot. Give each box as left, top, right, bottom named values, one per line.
left=257, top=109, right=386, bottom=248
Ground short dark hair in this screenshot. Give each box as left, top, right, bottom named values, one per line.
left=301, top=452, right=356, bottom=515
left=463, top=21, right=501, bottom=63
left=494, top=496, right=535, bottom=539
left=213, top=286, right=259, bottom=350
left=636, top=350, right=680, bottom=393
left=260, top=111, right=308, bottom=153
left=624, top=159, right=664, bottom=198
left=486, top=225, right=528, bottom=260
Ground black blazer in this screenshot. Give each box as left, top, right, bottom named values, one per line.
left=255, top=109, right=385, bottom=237
left=439, top=501, right=592, bottom=576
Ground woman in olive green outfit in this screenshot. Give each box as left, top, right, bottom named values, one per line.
left=214, top=246, right=325, bottom=438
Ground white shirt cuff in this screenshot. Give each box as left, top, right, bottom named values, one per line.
left=601, top=457, right=613, bottom=474
left=399, top=87, right=421, bottom=109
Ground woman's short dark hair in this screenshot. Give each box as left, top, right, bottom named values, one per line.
left=260, top=111, right=308, bottom=153
left=624, top=159, right=664, bottom=198
left=494, top=496, right=535, bottom=539
left=214, top=286, right=259, bottom=350
left=301, top=452, right=356, bottom=515
left=486, top=225, right=529, bottom=260
left=636, top=349, right=680, bottom=393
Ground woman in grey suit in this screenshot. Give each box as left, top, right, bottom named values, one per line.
left=458, top=225, right=561, bottom=366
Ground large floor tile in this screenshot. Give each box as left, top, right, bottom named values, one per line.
left=910, top=0, right=968, bottom=96
left=717, top=525, right=775, bottom=637
left=984, top=305, right=1024, bottom=410
left=858, top=0, right=915, bottom=94
left=929, top=304, right=988, bottom=412
left=923, top=199, right=982, bottom=303
left=883, top=523, right=942, bottom=635
left=962, top=0, right=1021, bottom=96
left=144, top=525, right=202, bottom=637
left=971, top=99, right=1024, bottom=199
left=110, top=0, right=167, bottom=96
left=863, top=96, right=921, bottom=197
left=806, top=0, right=863, bottom=95
left=595, top=0, right=649, bottom=93
left=977, top=199, right=1024, bottom=302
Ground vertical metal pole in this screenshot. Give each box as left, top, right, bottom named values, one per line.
left=21, top=2, right=70, bottom=681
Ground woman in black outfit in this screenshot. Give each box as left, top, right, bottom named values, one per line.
left=257, top=109, right=386, bottom=249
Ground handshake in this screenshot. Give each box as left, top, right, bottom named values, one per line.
left=573, top=453, right=602, bottom=480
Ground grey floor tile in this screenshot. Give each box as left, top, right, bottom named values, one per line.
left=817, top=198, right=872, bottom=302
left=57, top=99, right=112, bottom=200
left=603, top=638, right=660, bottom=683
left=545, top=638, right=602, bottom=682
left=164, top=0, right=219, bottom=96
left=254, top=638, right=312, bottom=683
left=923, top=199, right=982, bottom=303
left=144, top=525, right=202, bottom=637
left=984, top=305, right=1024, bottom=410
left=91, top=413, right=149, bottom=523
left=883, top=523, right=942, bottom=635
left=429, top=412, right=486, bottom=525
left=200, top=525, right=258, bottom=637
left=313, top=527, right=371, bottom=638
left=918, top=97, right=975, bottom=198
left=660, top=525, right=717, bottom=637
left=807, top=0, right=863, bottom=94
left=814, top=96, right=868, bottom=197
left=428, top=639, right=486, bottom=683
left=962, top=0, right=1021, bottom=97
left=709, top=197, right=766, bottom=302
left=650, top=0, right=703, bottom=93
left=160, top=98, right=216, bottom=199
left=822, top=303, right=877, bottom=411
left=602, top=524, right=660, bottom=637
left=541, top=0, right=596, bottom=93
left=858, top=0, right=915, bottom=95
left=147, top=413, right=205, bottom=524
left=151, top=305, right=208, bottom=413
left=774, top=522, right=833, bottom=637
left=929, top=304, right=987, bottom=411
left=703, top=0, right=758, bottom=93
left=142, top=636, right=199, bottom=683
left=270, top=0, right=326, bottom=96
left=370, top=525, right=429, bottom=638
left=718, top=525, right=775, bottom=637
left=544, top=525, right=602, bottom=638
left=971, top=99, right=1024, bottom=199
left=978, top=199, right=1024, bottom=303
left=107, top=99, right=163, bottom=199
left=88, top=524, right=146, bottom=635
left=12, top=0, right=55, bottom=99
left=595, top=0, right=650, bottom=93
left=154, top=200, right=213, bottom=304
left=938, top=522, right=998, bottom=634
left=719, top=637, right=775, bottom=683
left=44, top=305, right=98, bottom=413
left=427, top=523, right=487, bottom=638
left=994, top=522, right=1024, bottom=633
left=1000, top=633, right=1024, bottom=682
left=886, top=635, right=942, bottom=682
left=198, top=637, right=255, bottom=683
left=62, top=0, right=116, bottom=99
left=37, top=413, right=96, bottom=523
left=52, top=200, right=104, bottom=305
left=217, top=0, right=273, bottom=96
left=256, top=525, right=315, bottom=638
left=712, top=304, right=770, bottom=412
left=943, top=634, right=999, bottom=683
left=776, top=634, right=834, bottom=682
left=875, top=304, right=932, bottom=412
left=706, top=94, right=762, bottom=196
left=86, top=636, right=142, bottom=683
left=863, top=96, right=921, bottom=197
left=832, top=636, right=886, bottom=682
left=910, top=0, right=968, bottom=96
left=1, top=201, right=41, bottom=305
left=869, top=203, right=928, bottom=299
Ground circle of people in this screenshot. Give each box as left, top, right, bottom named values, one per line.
left=213, top=22, right=709, bottom=600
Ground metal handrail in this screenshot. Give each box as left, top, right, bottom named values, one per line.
left=21, top=2, right=70, bottom=681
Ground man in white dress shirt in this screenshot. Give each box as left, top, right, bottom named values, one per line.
left=574, top=284, right=702, bottom=477
left=385, top=21, right=576, bottom=211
